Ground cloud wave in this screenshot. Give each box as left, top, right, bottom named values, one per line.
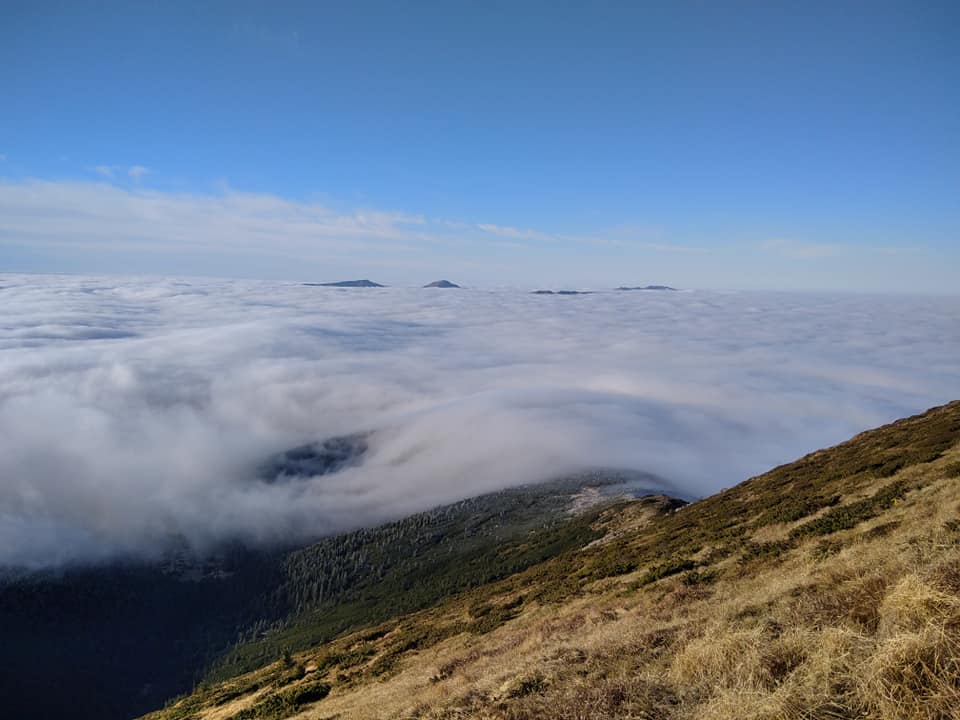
left=1, top=274, right=958, bottom=567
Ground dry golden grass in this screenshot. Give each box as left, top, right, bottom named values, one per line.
left=860, top=627, right=960, bottom=720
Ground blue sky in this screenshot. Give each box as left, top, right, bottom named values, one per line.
left=1, top=0, right=958, bottom=291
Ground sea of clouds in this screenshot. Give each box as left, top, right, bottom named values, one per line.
left=1, top=273, right=958, bottom=568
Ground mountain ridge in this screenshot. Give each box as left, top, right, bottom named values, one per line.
left=142, top=400, right=960, bottom=720
left=303, top=280, right=385, bottom=287
left=0, top=469, right=662, bottom=720
left=617, top=285, right=677, bottom=291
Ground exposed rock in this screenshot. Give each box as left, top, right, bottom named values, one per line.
left=304, top=279, right=385, bottom=287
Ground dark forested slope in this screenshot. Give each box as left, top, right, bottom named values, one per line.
left=0, top=470, right=656, bottom=720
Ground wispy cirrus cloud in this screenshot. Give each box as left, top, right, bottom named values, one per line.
left=90, top=164, right=152, bottom=181
left=476, top=223, right=556, bottom=242
left=0, top=178, right=440, bottom=260
left=0, top=175, right=947, bottom=290
left=475, top=221, right=706, bottom=253
left=761, top=238, right=918, bottom=259
left=0, top=177, right=703, bottom=283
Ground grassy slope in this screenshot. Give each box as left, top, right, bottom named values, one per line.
left=145, top=401, right=960, bottom=720
left=206, top=478, right=613, bottom=682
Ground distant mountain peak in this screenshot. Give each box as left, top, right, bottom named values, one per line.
left=532, top=289, right=592, bottom=295
left=303, top=279, right=385, bottom=287
left=424, top=280, right=460, bottom=288
left=617, top=285, right=677, bottom=291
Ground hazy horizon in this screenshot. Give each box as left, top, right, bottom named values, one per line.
left=6, top=268, right=960, bottom=298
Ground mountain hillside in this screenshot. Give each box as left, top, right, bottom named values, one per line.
left=0, top=471, right=657, bottom=720
left=145, top=401, right=960, bottom=720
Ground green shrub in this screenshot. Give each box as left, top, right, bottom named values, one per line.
left=755, top=494, right=841, bottom=526
left=637, top=558, right=696, bottom=586
left=226, top=680, right=331, bottom=720
left=790, top=480, right=909, bottom=540
left=286, top=681, right=330, bottom=704
left=741, top=540, right=795, bottom=564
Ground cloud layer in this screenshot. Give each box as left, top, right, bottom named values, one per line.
left=1, top=274, right=958, bottom=567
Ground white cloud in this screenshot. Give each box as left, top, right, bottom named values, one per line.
left=89, top=164, right=151, bottom=181
left=0, top=274, right=957, bottom=567
left=477, top=223, right=554, bottom=242
left=0, top=178, right=441, bottom=263
left=474, top=221, right=705, bottom=253
left=0, top=177, right=949, bottom=291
